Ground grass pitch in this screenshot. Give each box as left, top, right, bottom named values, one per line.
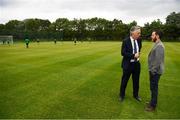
left=0, top=41, right=180, bottom=118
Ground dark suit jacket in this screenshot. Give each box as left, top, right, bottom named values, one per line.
left=121, top=37, right=142, bottom=69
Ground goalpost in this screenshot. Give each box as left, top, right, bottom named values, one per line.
left=0, top=35, right=13, bottom=45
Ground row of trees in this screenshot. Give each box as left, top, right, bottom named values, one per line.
left=0, top=12, right=179, bottom=41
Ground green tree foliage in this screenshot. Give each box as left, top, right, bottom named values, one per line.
left=164, top=12, right=180, bottom=40
left=0, top=12, right=179, bottom=41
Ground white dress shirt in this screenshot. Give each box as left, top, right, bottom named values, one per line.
left=130, top=36, right=139, bottom=62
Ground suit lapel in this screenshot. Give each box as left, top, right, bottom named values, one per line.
left=128, top=37, right=133, bottom=52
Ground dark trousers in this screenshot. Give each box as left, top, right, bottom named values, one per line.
left=120, top=62, right=140, bottom=98
left=26, top=43, right=29, bottom=48
left=149, top=72, right=161, bottom=107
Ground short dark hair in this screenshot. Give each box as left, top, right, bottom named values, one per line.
left=153, top=30, right=163, bottom=39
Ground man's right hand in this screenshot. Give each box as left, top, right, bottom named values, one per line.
left=134, top=52, right=140, bottom=58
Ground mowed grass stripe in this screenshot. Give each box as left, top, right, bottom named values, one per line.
left=0, top=42, right=120, bottom=92
left=0, top=42, right=180, bottom=119
left=0, top=42, right=121, bottom=118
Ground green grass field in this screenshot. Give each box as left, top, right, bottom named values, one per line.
left=0, top=41, right=180, bottom=119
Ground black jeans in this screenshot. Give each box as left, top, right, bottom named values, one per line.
left=120, top=62, right=140, bottom=98
left=149, top=71, right=161, bottom=107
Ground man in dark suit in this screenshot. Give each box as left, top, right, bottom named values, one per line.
left=119, top=26, right=142, bottom=102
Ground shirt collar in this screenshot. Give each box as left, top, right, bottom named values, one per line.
left=130, top=36, right=134, bottom=41
left=155, top=40, right=161, bottom=44
left=130, top=36, right=137, bottom=42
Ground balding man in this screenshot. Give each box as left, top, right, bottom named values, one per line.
left=119, top=26, right=142, bottom=102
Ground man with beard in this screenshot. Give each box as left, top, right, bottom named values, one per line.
left=145, top=30, right=165, bottom=112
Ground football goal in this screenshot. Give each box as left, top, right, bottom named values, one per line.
left=0, top=35, right=13, bottom=45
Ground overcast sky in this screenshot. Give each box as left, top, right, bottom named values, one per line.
left=0, top=0, right=180, bottom=26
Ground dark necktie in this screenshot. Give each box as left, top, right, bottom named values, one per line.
left=134, top=40, right=137, bottom=61
left=134, top=40, right=137, bottom=53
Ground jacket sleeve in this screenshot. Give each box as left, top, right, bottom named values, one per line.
left=138, top=39, right=142, bottom=52
left=121, top=40, right=134, bottom=59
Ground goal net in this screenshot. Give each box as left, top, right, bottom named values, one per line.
left=0, top=35, right=13, bottom=45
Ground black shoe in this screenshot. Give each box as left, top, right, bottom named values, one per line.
left=134, top=96, right=142, bottom=102
left=119, top=96, right=124, bottom=102
left=145, top=105, right=156, bottom=112
left=145, top=101, right=151, bottom=106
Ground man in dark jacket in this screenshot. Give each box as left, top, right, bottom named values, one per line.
left=119, top=26, right=142, bottom=102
